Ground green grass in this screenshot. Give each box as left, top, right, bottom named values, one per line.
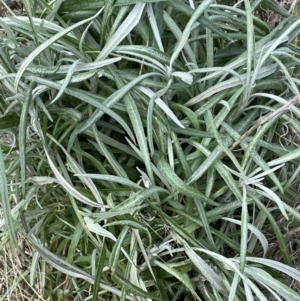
left=1, top=0, right=300, bottom=300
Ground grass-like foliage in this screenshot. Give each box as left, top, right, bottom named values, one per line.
left=1, top=0, right=300, bottom=300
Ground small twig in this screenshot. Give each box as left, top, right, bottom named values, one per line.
left=230, top=92, right=300, bottom=152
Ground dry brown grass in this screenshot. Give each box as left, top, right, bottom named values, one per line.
left=256, top=183, right=300, bottom=296
left=0, top=233, right=45, bottom=301
left=0, top=0, right=24, bottom=17
left=257, top=0, right=298, bottom=29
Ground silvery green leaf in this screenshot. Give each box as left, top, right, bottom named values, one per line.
left=84, top=217, right=116, bottom=241
left=223, top=217, right=268, bottom=257
left=29, top=176, right=58, bottom=185
left=14, top=9, right=104, bottom=90
left=172, top=71, right=193, bottom=84
left=96, top=3, right=145, bottom=61
left=138, top=86, right=184, bottom=128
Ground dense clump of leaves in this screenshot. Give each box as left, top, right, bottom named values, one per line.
left=1, top=0, right=300, bottom=300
